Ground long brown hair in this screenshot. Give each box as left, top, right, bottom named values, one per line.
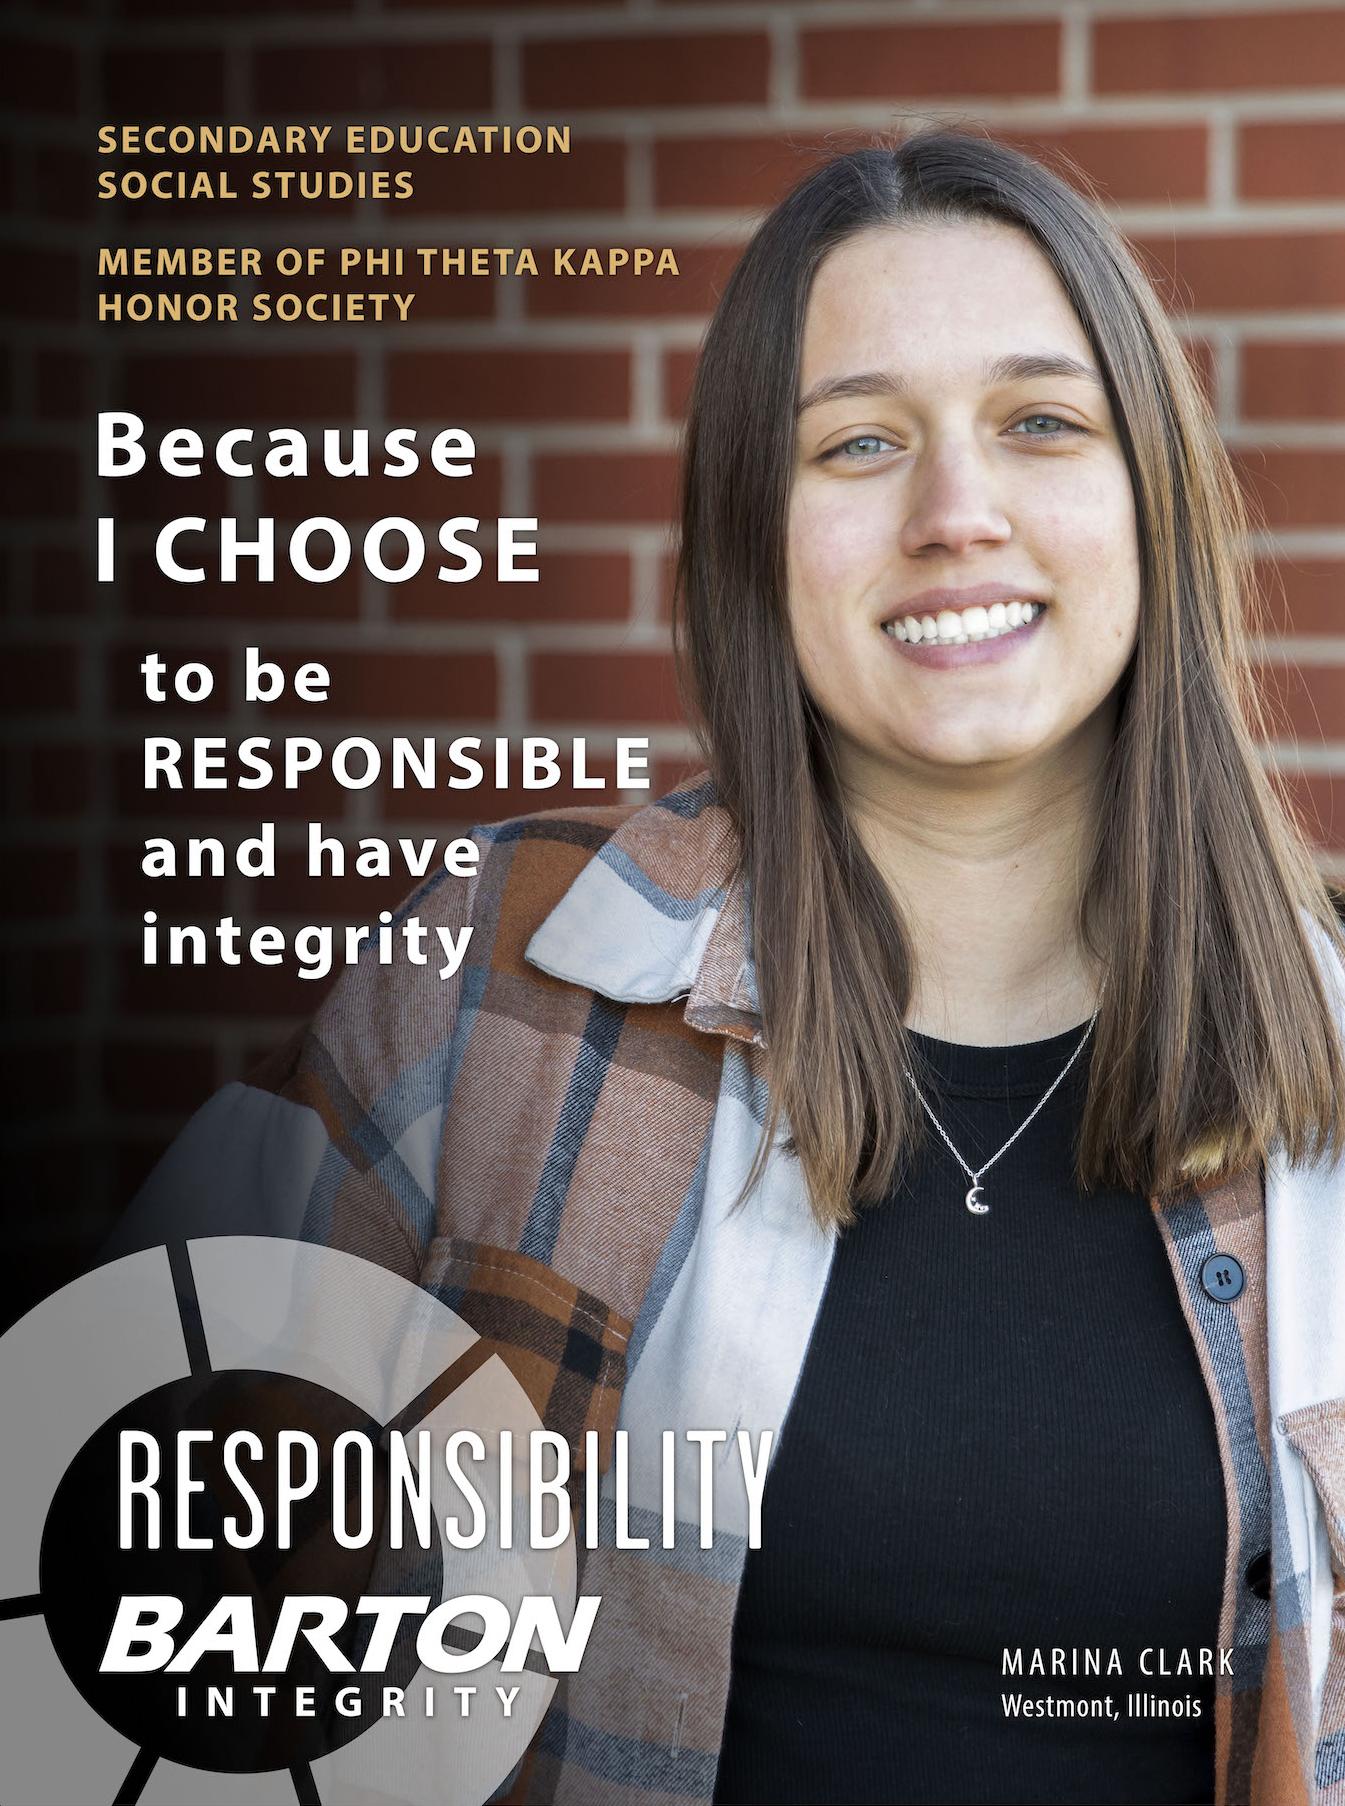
left=674, top=126, right=1345, bottom=1227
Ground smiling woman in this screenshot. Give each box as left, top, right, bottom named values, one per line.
left=677, top=136, right=1342, bottom=1217
left=787, top=219, right=1140, bottom=800
left=672, top=130, right=1345, bottom=1806
left=118, top=128, right=1345, bottom=1806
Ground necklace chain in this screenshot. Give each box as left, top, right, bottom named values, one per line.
left=900, top=1007, right=1100, bottom=1215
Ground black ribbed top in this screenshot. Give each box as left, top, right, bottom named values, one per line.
left=712, top=1020, right=1225, bottom=1806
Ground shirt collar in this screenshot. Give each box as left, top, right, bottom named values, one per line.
left=523, top=771, right=764, bottom=1044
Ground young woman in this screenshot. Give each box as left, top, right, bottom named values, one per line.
left=123, top=130, right=1344, bottom=1806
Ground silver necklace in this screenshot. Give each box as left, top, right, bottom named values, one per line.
left=900, top=1008, right=1099, bottom=1215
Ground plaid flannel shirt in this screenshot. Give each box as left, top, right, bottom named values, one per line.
left=127, top=771, right=1345, bottom=1806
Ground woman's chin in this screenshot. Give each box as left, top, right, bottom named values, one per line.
left=876, top=721, right=1054, bottom=776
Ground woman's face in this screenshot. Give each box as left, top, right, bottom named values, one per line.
left=787, top=220, right=1141, bottom=785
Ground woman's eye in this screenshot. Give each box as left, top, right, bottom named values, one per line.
left=1009, top=413, right=1084, bottom=438
left=823, top=434, right=894, bottom=462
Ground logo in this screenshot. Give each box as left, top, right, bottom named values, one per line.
left=0, top=1237, right=581, bottom=1804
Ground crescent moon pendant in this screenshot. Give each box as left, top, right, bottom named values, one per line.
left=965, top=1183, right=989, bottom=1215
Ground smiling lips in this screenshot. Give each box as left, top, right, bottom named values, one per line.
left=884, top=598, right=1043, bottom=646
left=881, top=595, right=1049, bottom=668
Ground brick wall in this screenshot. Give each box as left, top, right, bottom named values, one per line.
left=3, top=0, right=1343, bottom=1317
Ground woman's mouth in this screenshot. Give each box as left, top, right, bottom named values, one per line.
left=881, top=600, right=1047, bottom=668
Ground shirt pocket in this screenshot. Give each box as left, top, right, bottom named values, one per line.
left=417, top=1233, right=634, bottom=1479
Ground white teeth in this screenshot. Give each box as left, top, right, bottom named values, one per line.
left=883, top=601, right=1043, bottom=645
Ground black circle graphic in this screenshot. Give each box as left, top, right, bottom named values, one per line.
left=40, top=1369, right=443, bottom=1774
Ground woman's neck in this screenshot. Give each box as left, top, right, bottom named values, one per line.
left=841, top=740, right=1108, bottom=1047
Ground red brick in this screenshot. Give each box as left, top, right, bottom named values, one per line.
left=104, top=47, right=224, bottom=115
left=393, top=548, right=631, bottom=623
left=403, top=140, right=626, bottom=215
left=1252, top=659, right=1345, bottom=741
left=0, top=445, right=79, bottom=521
left=1241, top=342, right=1345, bottom=423
left=101, top=457, right=229, bottom=524
left=1180, top=336, right=1217, bottom=409
left=1239, top=120, right=1345, bottom=200
left=262, top=453, right=502, bottom=521
left=802, top=20, right=1059, bottom=101
left=388, top=348, right=630, bottom=424
left=522, top=34, right=769, bottom=109
left=654, top=135, right=835, bottom=211
left=534, top=451, right=679, bottom=525
left=395, top=0, right=617, bottom=7
left=657, top=548, right=677, bottom=622
left=0, top=36, right=77, bottom=114
left=127, top=0, right=349, bottom=12
left=254, top=42, right=491, bottom=113
left=0, top=246, right=78, bottom=323
left=391, top=264, right=497, bottom=322
left=123, top=353, right=358, bottom=421
left=378, top=788, right=475, bottom=829
left=36, top=350, right=88, bottom=418
left=29, top=743, right=91, bottom=815
left=526, top=242, right=740, bottom=320
left=107, top=841, right=228, bottom=915
left=1252, top=558, right=1344, bottom=637
left=989, top=124, right=1209, bottom=205
left=652, top=122, right=1210, bottom=214
left=1133, top=230, right=1345, bottom=313
left=1, top=943, right=84, bottom=1014
left=1095, top=11, right=1345, bottom=94
left=1267, top=770, right=1344, bottom=852
left=1234, top=448, right=1345, bottom=530
left=0, top=644, right=78, bottom=712
left=0, top=845, right=81, bottom=919
left=531, top=650, right=684, bottom=726
left=33, top=144, right=92, bottom=220
left=102, top=1039, right=217, bottom=1113
left=663, top=347, right=699, bottom=421
left=33, top=544, right=93, bottom=616
left=124, top=550, right=361, bottom=624
left=306, top=650, right=498, bottom=721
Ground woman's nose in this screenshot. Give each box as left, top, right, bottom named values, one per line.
left=897, top=442, right=1013, bottom=558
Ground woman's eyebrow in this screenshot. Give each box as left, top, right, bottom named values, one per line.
left=797, top=351, right=1105, bottom=415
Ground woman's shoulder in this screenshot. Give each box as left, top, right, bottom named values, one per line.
left=440, top=768, right=734, bottom=941
left=298, top=771, right=733, bottom=1081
